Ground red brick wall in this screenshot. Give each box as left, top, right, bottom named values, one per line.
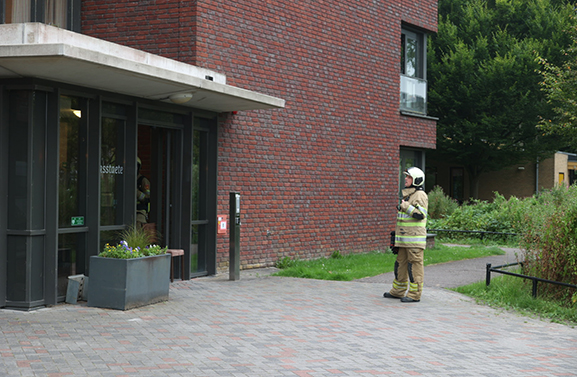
left=81, top=0, right=197, bottom=62
left=81, top=0, right=438, bottom=270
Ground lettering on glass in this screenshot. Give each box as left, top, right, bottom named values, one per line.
left=100, top=165, right=124, bottom=175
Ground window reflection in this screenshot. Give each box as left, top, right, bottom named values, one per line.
left=3, top=1, right=30, bottom=23
left=58, top=95, right=86, bottom=299
left=59, top=96, right=82, bottom=227
left=3, top=0, right=72, bottom=29
left=100, top=118, right=125, bottom=226
left=191, top=128, right=209, bottom=274
left=400, top=27, right=427, bottom=114
left=58, top=233, right=85, bottom=297
left=192, top=130, right=201, bottom=221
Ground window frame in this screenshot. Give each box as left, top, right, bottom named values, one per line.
left=400, top=25, right=428, bottom=115
left=401, top=26, right=427, bottom=79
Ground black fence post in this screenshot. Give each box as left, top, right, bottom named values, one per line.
left=486, top=263, right=492, bottom=286
left=532, top=279, right=538, bottom=298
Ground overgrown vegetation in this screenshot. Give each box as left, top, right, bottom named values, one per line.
left=427, top=185, right=460, bottom=220
left=273, top=244, right=504, bottom=281
left=429, top=185, right=577, bottom=307
left=519, top=186, right=577, bottom=303
left=428, top=191, right=522, bottom=234
left=454, top=271, right=577, bottom=326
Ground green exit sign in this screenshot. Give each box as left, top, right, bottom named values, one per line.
left=71, top=217, right=84, bottom=226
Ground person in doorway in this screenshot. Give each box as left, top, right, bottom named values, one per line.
left=384, top=167, right=428, bottom=303
left=136, top=157, right=151, bottom=228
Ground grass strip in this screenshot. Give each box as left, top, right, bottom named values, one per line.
left=453, top=271, right=577, bottom=326
left=273, top=244, right=504, bottom=281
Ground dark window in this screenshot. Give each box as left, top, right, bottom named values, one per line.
left=450, top=167, right=464, bottom=204
left=399, top=148, right=425, bottom=194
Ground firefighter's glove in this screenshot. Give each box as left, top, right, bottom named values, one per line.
left=392, top=247, right=399, bottom=255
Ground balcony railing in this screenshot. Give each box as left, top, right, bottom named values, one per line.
left=400, top=74, right=427, bottom=114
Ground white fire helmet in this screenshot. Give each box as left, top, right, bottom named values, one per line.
left=404, top=167, right=425, bottom=187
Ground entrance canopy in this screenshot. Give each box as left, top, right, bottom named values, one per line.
left=0, top=23, right=285, bottom=113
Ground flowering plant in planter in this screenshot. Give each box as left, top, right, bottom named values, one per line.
left=99, top=241, right=167, bottom=259
left=98, top=225, right=167, bottom=259
left=88, top=225, right=171, bottom=310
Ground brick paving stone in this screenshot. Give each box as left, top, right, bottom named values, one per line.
left=0, top=272, right=576, bottom=376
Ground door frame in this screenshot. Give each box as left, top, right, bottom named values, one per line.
left=0, top=79, right=219, bottom=309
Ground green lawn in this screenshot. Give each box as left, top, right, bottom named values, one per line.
left=272, top=244, right=504, bottom=281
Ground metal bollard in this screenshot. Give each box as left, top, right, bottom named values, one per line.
left=229, top=192, right=240, bottom=281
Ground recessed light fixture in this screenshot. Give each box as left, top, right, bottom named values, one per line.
left=169, top=93, right=193, bottom=104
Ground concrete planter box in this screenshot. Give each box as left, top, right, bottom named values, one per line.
left=87, top=254, right=170, bottom=310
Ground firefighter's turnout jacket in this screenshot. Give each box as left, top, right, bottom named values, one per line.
left=394, top=187, right=428, bottom=249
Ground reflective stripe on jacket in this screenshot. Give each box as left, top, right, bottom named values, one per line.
left=395, top=188, right=428, bottom=249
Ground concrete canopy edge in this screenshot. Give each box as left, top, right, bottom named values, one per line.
left=0, top=23, right=285, bottom=113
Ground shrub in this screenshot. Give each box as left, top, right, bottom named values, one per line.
left=428, top=192, right=525, bottom=243
left=427, top=185, right=459, bottom=219
left=441, top=193, right=526, bottom=232
left=519, top=186, right=577, bottom=301
left=425, top=185, right=577, bottom=304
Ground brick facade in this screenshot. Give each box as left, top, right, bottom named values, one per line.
left=82, top=0, right=438, bottom=270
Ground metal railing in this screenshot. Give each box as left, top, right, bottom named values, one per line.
left=428, top=229, right=518, bottom=239
left=486, top=262, right=577, bottom=298
left=432, top=228, right=577, bottom=297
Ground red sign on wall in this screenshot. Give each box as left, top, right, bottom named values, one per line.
left=217, top=215, right=228, bottom=234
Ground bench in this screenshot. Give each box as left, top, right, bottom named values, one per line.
left=166, top=249, right=185, bottom=282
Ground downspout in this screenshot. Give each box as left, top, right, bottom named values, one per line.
left=535, top=157, right=539, bottom=195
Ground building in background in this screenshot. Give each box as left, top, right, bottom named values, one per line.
left=430, top=151, right=577, bottom=202
left=0, top=1, right=437, bottom=310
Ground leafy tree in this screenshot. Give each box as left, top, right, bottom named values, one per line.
left=537, top=22, right=577, bottom=148
left=429, top=0, right=576, bottom=198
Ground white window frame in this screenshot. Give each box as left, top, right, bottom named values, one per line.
left=400, top=26, right=428, bottom=114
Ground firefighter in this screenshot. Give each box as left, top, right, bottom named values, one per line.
left=136, top=157, right=151, bottom=228
left=384, top=167, right=428, bottom=302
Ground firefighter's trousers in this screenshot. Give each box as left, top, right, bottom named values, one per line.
left=388, top=247, right=424, bottom=300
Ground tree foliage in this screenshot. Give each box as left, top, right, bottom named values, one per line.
left=537, top=21, right=577, bottom=147
left=429, top=0, right=576, bottom=198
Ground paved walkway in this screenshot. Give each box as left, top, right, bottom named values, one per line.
left=1, top=248, right=576, bottom=376
left=359, top=245, right=521, bottom=288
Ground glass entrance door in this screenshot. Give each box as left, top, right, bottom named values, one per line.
left=57, top=95, right=87, bottom=298
left=137, top=125, right=185, bottom=262
left=191, top=128, right=209, bottom=275
left=139, top=118, right=213, bottom=279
